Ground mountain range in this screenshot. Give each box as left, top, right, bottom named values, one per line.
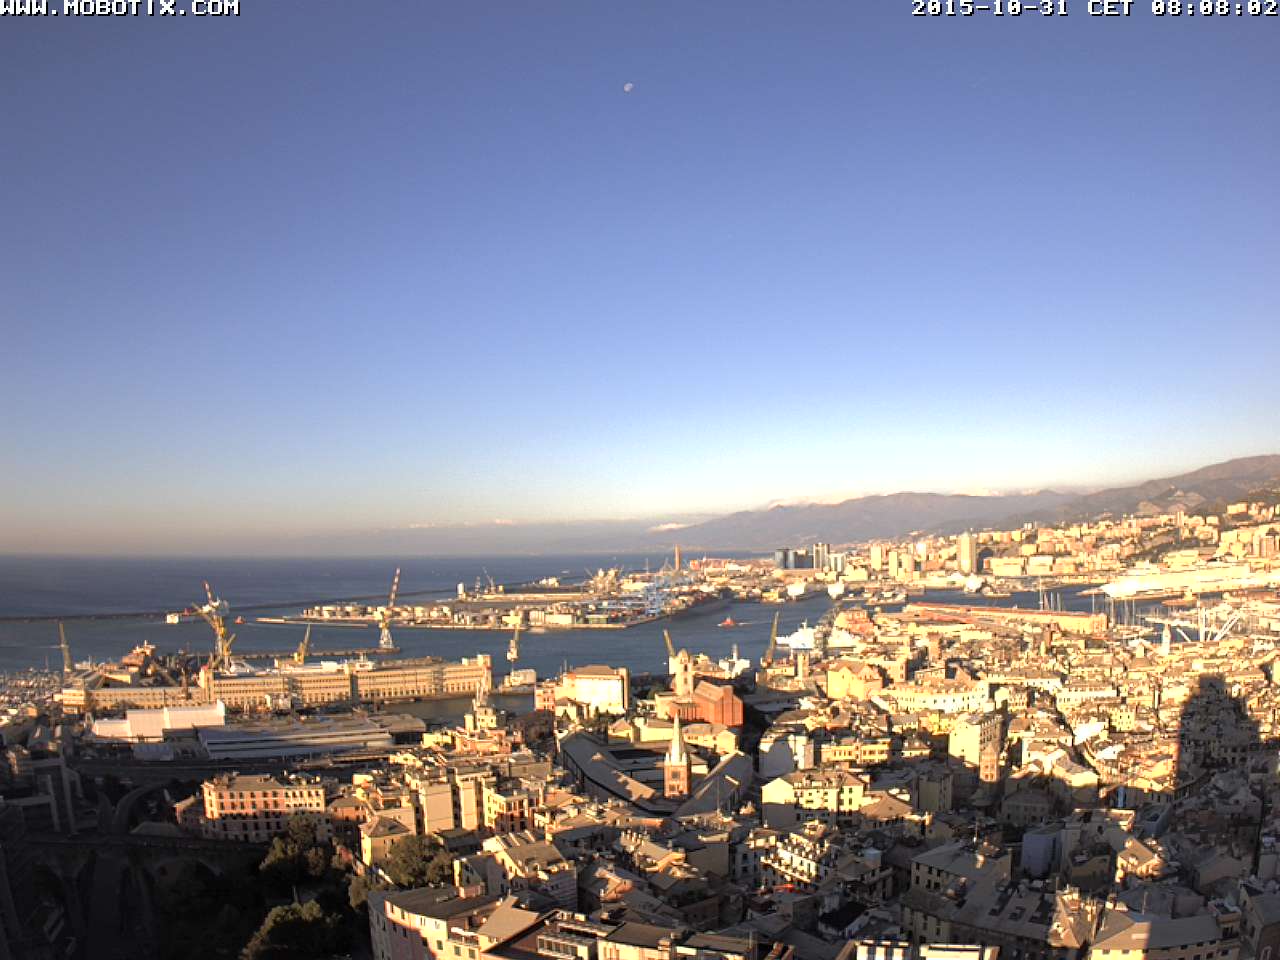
left=652, top=454, right=1280, bottom=551
left=273, top=454, right=1280, bottom=556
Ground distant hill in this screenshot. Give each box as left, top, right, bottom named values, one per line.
left=654, top=454, right=1280, bottom=551
left=252, top=454, right=1280, bottom=557
left=1040, top=454, right=1280, bottom=523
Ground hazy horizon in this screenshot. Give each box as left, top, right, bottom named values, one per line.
left=4, top=451, right=1276, bottom=556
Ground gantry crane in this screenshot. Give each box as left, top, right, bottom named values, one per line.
left=376, top=568, right=401, bottom=650
left=195, top=581, right=235, bottom=671
left=762, top=611, right=780, bottom=665
left=294, top=624, right=312, bottom=665
left=57, top=622, right=72, bottom=674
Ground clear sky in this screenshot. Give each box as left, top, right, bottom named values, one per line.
left=2, top=1, right=1277, bottom=554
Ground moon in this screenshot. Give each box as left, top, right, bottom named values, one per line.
left=622, top=82, right=634, bottom=93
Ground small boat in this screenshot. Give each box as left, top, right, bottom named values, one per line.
left=234, top=616, right=245, bottom=625
left=718, top=617, right=738, bottom=628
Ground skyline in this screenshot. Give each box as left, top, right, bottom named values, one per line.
left=3, top=2, right=1277, bottom=554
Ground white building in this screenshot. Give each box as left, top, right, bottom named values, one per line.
left=90, top=700, right=226, bottom=742
left=547, top=665, right=630, bottom=716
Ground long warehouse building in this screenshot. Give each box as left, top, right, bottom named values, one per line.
left=59, top=654, right=493, bottom=713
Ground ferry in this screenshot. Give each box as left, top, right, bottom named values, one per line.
left=786, top=581, right=815, bottom=600
left=826, top=627, right=858, bottom=649
left=165, top=607, right=201, bottom=624
left=777, top=623, right=817, bottom=651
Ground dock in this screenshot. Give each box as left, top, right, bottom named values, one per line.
left=236, top=646, right=401, bottom=661
left=256, top=615, right=658, bottom=631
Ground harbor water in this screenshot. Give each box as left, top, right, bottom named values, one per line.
left=0, top=555, right=1127, bottom=681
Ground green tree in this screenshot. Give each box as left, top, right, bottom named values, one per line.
left=305, top=845, right=329, bottom=880
left=260, top=836, right=304, bottom=887
left=241, top=901, right=347, bottom=960
left=426, top=846, right=454, bottom=886
left=285, top=815, right=321, bottom=849
left=259, top=813, right=334, bottom=889
left=381, top=835, right=452, bottom=888
left=347, top=873, right=391, bottom=913
left=347, top=874, right=373, bottom=912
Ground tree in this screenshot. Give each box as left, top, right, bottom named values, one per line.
left=241, top=901, right=347, bottom=960
left=425, top=846, right=454, bottom=886
left=347, top=873, right=391, bottom=914
left=285, top=815, right=321, bottom=849
left=156, top=863, right=261, bottom=960
left=260, top=836, right=305, bottom=887
left=347, top=874, right=373, bottom=912
left=381, top=835, right=452, bottom=888
left=259, top=814, right=334, bottom=890
left=305, top=846, right=329, bottom=880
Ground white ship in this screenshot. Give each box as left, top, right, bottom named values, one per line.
left=778, top=623, right=817, bottom=651
left=827, top=582, right=847, bottom=600
left=826, top=627, right=858, bottom=649
left=717, top=644, right=752, bottom=678
left=786, top=581, right=814, bottom=600
left=504, top=668, right=537, bottom=688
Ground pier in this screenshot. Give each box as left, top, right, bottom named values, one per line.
left=235, top=645, right=401, bottom=661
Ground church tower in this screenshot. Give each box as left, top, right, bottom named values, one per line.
left=795, top=649, right=810, bottom=680
left=673, top=649, right=696, bottom=698
left=664, top=715, right=692, bottom=798
left=466, top=663, right=497, bottom=731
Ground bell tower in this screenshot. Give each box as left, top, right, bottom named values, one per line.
left=673, top=649, right=696, bottom=698
left=664, top=715, right=692, bottom=798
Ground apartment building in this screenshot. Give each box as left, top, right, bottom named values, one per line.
left=456, top=830, right=578, bottom=909
left=200, top=772, right=329, bottom=842
left=368, top=886, right=497, bottom=960
left=1090, top=904, right=1241, bottom=960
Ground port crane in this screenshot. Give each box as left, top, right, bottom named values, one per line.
left=376, top=568, right=401, bottom=651
left=57, top=622, right=72, bottom=674
left=195, top=581, right=236, bottom=671
left=762, top=611, right=780, bottom=665
left=294, top=624, right=312, bottom=665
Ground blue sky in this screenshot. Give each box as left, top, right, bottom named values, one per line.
left=2, top=2, right=1277, bottom=553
